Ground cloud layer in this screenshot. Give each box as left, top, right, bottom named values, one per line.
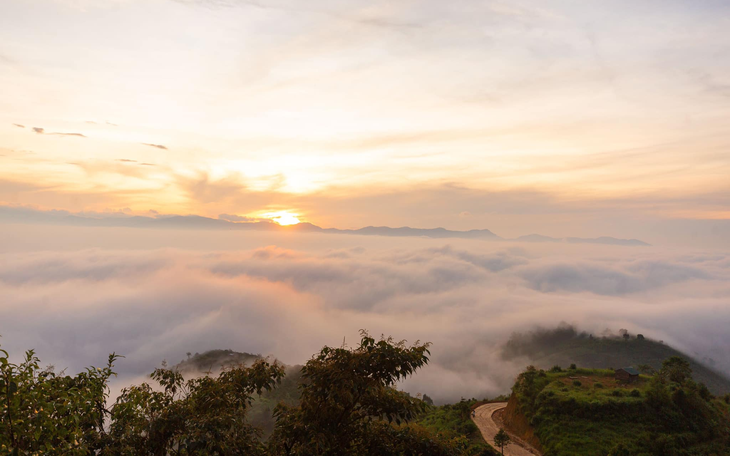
left=1, top=229, right=728, bottom=403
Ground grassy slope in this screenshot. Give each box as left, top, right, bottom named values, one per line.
left=416, top=399, right=499, bottom=456
left=510, top=368, right=730, bottom=455
left=503, top=328, right=730, bottom=394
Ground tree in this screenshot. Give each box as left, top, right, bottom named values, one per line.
left=493, top=428, right=511, bottom=455
left=268, top=331, right=457, bottom=455
left=637, top=364, right=656, bottom=376
left=108, top=358, right=284, bottom=455
left=423, top=394, right=434, bottom=406
left=636, top=334, right=645, bottom=340
left=1, top=346, right=120, bottom=454
left=661, top=356, right=692, bottom=384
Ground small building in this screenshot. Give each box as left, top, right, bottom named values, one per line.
left=615, top=367, right=640, bottom=383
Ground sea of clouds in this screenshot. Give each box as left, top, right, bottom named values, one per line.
left=1, top=225, right=729, bottom=403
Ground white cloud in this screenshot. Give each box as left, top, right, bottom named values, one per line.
left=0, top=231, right=728, bottom=403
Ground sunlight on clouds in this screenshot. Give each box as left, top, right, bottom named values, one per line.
left=261, top=211, right=301, bottom=226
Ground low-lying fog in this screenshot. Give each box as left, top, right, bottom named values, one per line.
left=1, top=224, right=729, bottom=403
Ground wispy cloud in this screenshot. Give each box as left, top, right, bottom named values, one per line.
left=30, top=126, right=86, bottom=137
left=141, top=143, right=167, bottom=150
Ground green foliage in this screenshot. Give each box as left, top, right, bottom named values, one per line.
left=1, top=346, right=119, bottom=454
left=1, top=332, right=485, bottom=455
left=511, top=366, right=551, bottom=420
left=509, top=361, right=730, bottom=455
left=594, top=382, right=604, bottom=389
left=108, top=358, right=284, bottom=454
left=572, top=380, right=582, bottom=387
left=268, top=331, right=467, bottom=455
left=417, top=398, right=498, bottom=455
left=493, top=428, right=510, bottom=454
left=661, top=356, right=692, bottom=385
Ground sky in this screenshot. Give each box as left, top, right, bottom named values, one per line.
left=1, top=0, right=730, bottom=402
left=0, top=0, right=729, bottom=245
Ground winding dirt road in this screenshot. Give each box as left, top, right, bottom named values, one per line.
left=472, top=403, right=542, bottom=456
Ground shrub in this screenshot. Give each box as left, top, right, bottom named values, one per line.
left=594, top=382, right=604, bottom=389
left=611, top=389, right=625, bottom=397
left=550, top=365, right=563, bottom=373
left=569, top=363, right=577, bottom=370
left=572, top=380, right=582, bottom=387
left=629, top=389, right=641, bottom=398
left=698, top=383, right=712, bottom=401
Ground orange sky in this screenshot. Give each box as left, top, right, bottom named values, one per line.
left=1, top=0, right=729, bottom=236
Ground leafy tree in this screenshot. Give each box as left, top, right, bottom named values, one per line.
left=423, top=394, right=434, bottom=406
left=493, top=428, right=510, bottom=455
left=637, top=364, right=655, bottom=376
left=108, top=358, right=284, bottom=455
left=661, top=356, right=692, bottom=384
left=268, top=331, right=454, bottom=455
left=1, top=346, right=118, bottom=454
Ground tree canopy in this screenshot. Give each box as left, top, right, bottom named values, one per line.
left=1, top=332, right=472, bottom=455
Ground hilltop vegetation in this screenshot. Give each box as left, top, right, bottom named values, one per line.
left=506, top=360, right=730, bottom=455
left=502, top=325, right=730, bottom=394
left=175, top=349, right=263, bottom=375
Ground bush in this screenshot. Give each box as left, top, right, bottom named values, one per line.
left=629, top=389, right=641, bottom=398
left=572, top=380, right=582, bottom=387
left=569, top=363, right=577, bottom=370
left=594, top=383, right=604, bottom=389
left=550, top=365, right=563, bottom=373
left=611, top=389, right=625, bottom=397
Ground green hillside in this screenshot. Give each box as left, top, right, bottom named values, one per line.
left=506, top=363, right=730, bottom=455
left=502, top=326, right=730, bottom=394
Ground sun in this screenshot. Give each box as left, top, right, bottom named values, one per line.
left=263, top=211, right=301, bottom=226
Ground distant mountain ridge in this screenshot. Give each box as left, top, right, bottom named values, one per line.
left=0, top=205, right=649, bottom=246
left=515, top=233, right=650, bottom=246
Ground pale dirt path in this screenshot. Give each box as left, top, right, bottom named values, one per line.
left=472, top=403, right=542, bottom=456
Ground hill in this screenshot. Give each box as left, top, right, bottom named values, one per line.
left=504, top=364, right=730, bottom=455
left=502, top=325, right=730, bottom=395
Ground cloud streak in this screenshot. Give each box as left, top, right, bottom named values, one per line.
left=30, top=126, right=86, bottom=137
left=141, top=143, right=168, bottom=150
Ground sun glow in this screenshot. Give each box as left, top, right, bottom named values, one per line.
left=264, top=211, right=301, bottom=226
